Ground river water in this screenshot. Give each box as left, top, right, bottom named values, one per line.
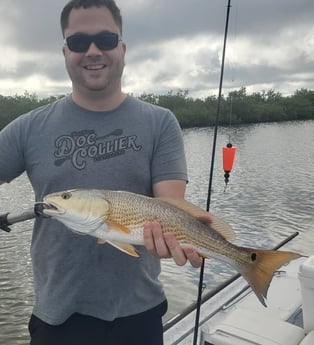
left=1, top=120, right=314, bottom=344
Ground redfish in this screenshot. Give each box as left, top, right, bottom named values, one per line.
left=42, top=189, right=302, bottom=306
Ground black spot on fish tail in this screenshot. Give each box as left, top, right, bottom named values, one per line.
left=237, top=246, right=302, bottom=306
left=251, top=252, right=257, bottom=262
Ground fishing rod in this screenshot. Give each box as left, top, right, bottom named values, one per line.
left=192, top=1, right=232, bottom=344
left=206, top=0, right=232, bottom=212
left=0, top=206, right=42, bottom=232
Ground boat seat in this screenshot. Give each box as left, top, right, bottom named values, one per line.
left=298, top=330, right=314, bottom=345
left=201, top=307, right=305, bottom=345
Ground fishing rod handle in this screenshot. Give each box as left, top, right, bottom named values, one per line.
left=0, top=208, right=36, bottom=232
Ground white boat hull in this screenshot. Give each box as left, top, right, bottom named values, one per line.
left=164, top=256, right=314, bottom=345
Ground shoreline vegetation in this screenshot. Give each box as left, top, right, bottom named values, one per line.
left=0, top=87, right=313, bottom=129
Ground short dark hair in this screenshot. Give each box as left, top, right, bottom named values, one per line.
left=60, top=0, right=123, bottom=37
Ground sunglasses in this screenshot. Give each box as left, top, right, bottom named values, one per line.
left=64, top=32, right=121, bottom=53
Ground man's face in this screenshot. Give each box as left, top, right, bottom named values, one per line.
left=63, top=6, right=126, bottom=97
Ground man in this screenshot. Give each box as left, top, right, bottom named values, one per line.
left=0, top=1, right=201, bottom=344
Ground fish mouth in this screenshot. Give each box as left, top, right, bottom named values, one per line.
left=35, top=201, right=65, bottom=217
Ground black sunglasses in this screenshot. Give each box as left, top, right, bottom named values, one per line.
left=65, top=32, right=121, bottom=53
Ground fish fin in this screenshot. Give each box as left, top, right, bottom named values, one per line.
left=181, top=244, right=210, bottom=259
left=107, top=241, right=139, bottom=257
left=209, top=214, right=235, bottom=240
left=104, top=220, right=131, bottom=234
left=158, top=197, right=235, bottom=240
left=198, top=253, right=210, bottom=259
left=158, top=197, right=212, bottom=222
left=238, top=247, right=303, bottom=306
left=97, top=238, right=106, bottom=244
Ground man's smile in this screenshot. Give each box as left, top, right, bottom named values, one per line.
left=84, top=64, right=106, bottom=70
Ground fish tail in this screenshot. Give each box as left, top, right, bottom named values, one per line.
left=238, top=247, right=302, bottom=306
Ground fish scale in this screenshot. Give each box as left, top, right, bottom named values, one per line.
left=104, top=190, right=222, bottom=244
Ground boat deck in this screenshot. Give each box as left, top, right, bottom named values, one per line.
left=164, top=257, right=307, bottom=345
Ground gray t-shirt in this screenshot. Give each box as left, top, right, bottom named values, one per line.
left=0, top=95, right=187, bottom=325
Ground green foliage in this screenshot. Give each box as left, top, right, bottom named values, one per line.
left=1, top=88, right=314, bottom=130
left=0, top=92, right=64, bottom=129
left=141, top=87, right=314, bottom=127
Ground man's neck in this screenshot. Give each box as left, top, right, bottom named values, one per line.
left=71, top=89, right=127, bottom=112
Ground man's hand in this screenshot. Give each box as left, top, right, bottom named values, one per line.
left=143, top=221, right=203, bottom=268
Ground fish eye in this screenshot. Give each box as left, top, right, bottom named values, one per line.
left=61, top=192, right=72, bottom=200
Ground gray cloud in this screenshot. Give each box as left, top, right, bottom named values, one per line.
left=0, top=0, right=313, bottom=98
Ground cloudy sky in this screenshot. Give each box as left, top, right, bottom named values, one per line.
left=1, top=0, right=313, bottom=99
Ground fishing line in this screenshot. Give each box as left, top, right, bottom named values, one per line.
left=223, top=0, right=238, bottom=192
left=192, top=1, right=232, bottom=344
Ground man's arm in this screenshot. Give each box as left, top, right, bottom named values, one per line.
left=153, top=179, right=186, bottom=198
left=143, top=179, right=203, bottom=268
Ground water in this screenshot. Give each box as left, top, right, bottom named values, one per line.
left=1, top=121, right=314, bottom=344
